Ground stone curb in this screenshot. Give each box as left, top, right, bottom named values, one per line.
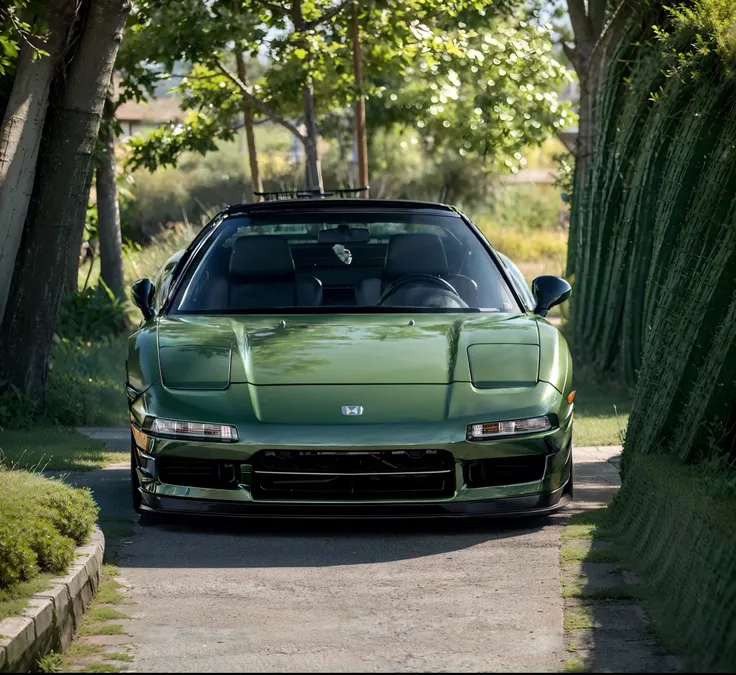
left=0, top=527, right=105, bottom=673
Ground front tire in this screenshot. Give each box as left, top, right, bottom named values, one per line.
left=564, top=452, right=574, bottom=500
left=130, top=434, right=142, bottom=513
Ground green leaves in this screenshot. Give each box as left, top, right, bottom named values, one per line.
left=657, top=0, right=736, bottom=71
left=366, top=18, right=575, bottom=171
left=0, top=1, right=30, bottom=75
left=119, top=0, right=568, bottom=175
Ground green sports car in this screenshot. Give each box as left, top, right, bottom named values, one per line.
left=126, top=198, right=574, bottom=518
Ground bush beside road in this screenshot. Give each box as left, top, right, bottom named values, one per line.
left=0, top=466, right=98, bottom=621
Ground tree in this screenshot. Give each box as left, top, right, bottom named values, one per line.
left=235, top=51, right=263, bottom=198
left=362, top=16, right=573, bottom=200
left=120, top=0, right=358, bottom=190
left=562, top=0, right=638, bottom=276
left=0, top=0, right=77, bottom=326
left=351, top=0, right=369, bottom=193
left=122, top=0, right=570, bottom=195
left=0, top=0, right=131, bottom=400
left=96, top=82, right=126, bottom=297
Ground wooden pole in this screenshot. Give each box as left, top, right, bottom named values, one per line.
left=351, top=0, right=369, bottom=196
left=235, top=52, right=263, bottom=200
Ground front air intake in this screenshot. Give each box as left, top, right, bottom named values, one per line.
left=157, top=457, right=239, bottom=490
left=250, top=449, right=455, bottom=500
left=464, top=455, right=547, bottom=488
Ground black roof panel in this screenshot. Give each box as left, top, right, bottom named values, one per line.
left=223, top=198, right=458, bottom=216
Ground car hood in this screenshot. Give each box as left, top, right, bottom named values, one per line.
left=156, top=313, right=540, bottom=388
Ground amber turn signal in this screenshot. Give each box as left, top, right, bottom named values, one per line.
left=567, top=390, right=576, bottom=404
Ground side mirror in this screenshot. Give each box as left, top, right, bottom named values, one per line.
left=131, top=278, right=156, bottom=321
left=532, top=275, right=571, bottom=317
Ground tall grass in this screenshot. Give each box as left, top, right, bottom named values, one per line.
left=45, top=336, right=129, bottom=427
left=77, top=222, right=200, bottom=292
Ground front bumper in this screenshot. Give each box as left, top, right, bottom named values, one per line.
left=132, top=426, right=573, bottom=519
left=139, top=483, right=570, bottom=519
left=130, top=380, right=574, bottom=519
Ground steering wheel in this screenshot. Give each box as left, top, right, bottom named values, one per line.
left=378, top=274, right=461, bottom=305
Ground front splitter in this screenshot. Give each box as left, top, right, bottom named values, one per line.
left=139, top=484, right=569, bottom=519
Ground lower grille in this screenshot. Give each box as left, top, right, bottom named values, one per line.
left=157, top=457, right=239, bottom=490
left=251, top=449, right=455, bottom=500
left=465, top=455, right=547, bottom=488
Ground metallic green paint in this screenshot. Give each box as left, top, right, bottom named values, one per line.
left=153, top=313, right=541, bottom=386
left=126, top=310, right=574, bottom=512
left=467, top=344, right=540, bottom=387
left=159, top=345, right=231, bottom=390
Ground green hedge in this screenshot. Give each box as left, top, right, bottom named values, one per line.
left=0, top=467, right=98, bottom=588
left=608, top=454, right=736, bottom=671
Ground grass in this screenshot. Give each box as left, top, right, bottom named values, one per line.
left=560, top=509, right=611, bottom=541
left=77, top=663, right=123, bottom=673
left=101, top=564, right=121, bottom=577
left=95, top=579, right=126, bottom=605
left=66, top=643, right=103, bottom=659
left=37, top=652, right=63, bottom=673
left=559, top=545, right=622, bottom=565
left=45, top=336, right=129, bottom=428
left=78, top=623, right=125, bottom=637
left=104, top=652, right=133, bottom=663
left=79, top=222, right=199, bottom=293
left=86, top=606, right=130, bottom=622
left=570, top=374, right=632, bottom=447
left=0, top=573, right=54, bottom=621
left=56, top=564, right=133, bottom=672
left=479, top=224, right=568, bottom=267
left=563, top=606, right=595, bottom=631
left=562, top=655, right=587, bottom=672
left=0, top=427, right=121, bottom=472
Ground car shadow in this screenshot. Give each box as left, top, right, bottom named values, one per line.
left=127, top=511, right=560, bottom=568
left=68, top=465, right=563, bottom=569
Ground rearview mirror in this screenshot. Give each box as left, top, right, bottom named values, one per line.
left=318, top=226, right=370, bottom=244
left=532, top=275, right=571, bottom=317
left=131, top=278, right=156, bottom=321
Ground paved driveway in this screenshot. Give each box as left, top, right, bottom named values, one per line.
left=67, top=438, right=621, bottom=672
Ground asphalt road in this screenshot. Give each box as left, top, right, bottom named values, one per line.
left=68, top=441, right=621, bottom=673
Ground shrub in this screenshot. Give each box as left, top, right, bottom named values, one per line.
left=0, top=467, right=98, bottom=589
left=0, top=380, right=39, bottom=429
left=56, top=285, right=131, bottom=342
left=36, top=478, right=100, bottom=544
left=476, top=223, right=568, bottom=265
left=45, top=335, right=128, bottom=427
left=0, top=523, right=39, bottom=588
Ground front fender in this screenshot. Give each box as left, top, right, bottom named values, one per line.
left=127, top=324, right=161, bottom=393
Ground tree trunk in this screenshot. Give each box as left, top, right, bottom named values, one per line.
left=235, top=52, right=262, bottom=200
left=351, top=0, right=368, bottom=196
left=64, top=166, right=95, bottom=294
left=301, top=82, right=323, bottom=191
left=0, top=0, right=131, bottom=401
left=0, top=0, right=76, bottom=326
left=97, top=94, right=125, bottom=296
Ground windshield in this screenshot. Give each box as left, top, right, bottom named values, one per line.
left=169, top=212, right=520, bottom=314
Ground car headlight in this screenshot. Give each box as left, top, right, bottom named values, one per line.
left=467, top=416, right=552, bottom=441
left=143, top=416, right=239, bottom=442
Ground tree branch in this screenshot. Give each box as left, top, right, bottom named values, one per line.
left=304, top=0, right=350, bottom=30
left=588, top=0, right=608, bottom=39
left=249, top=0, right=288, bottom=17
left=215, top=59, right=305, bottom=143
left=566, top=0, right=594, bottom=42
left=562, top=42, right=580, bottom=73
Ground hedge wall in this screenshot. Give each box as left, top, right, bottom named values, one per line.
left=567, top=0, right=736, bottom=467
left=608, top=454, right=736, bottom=671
